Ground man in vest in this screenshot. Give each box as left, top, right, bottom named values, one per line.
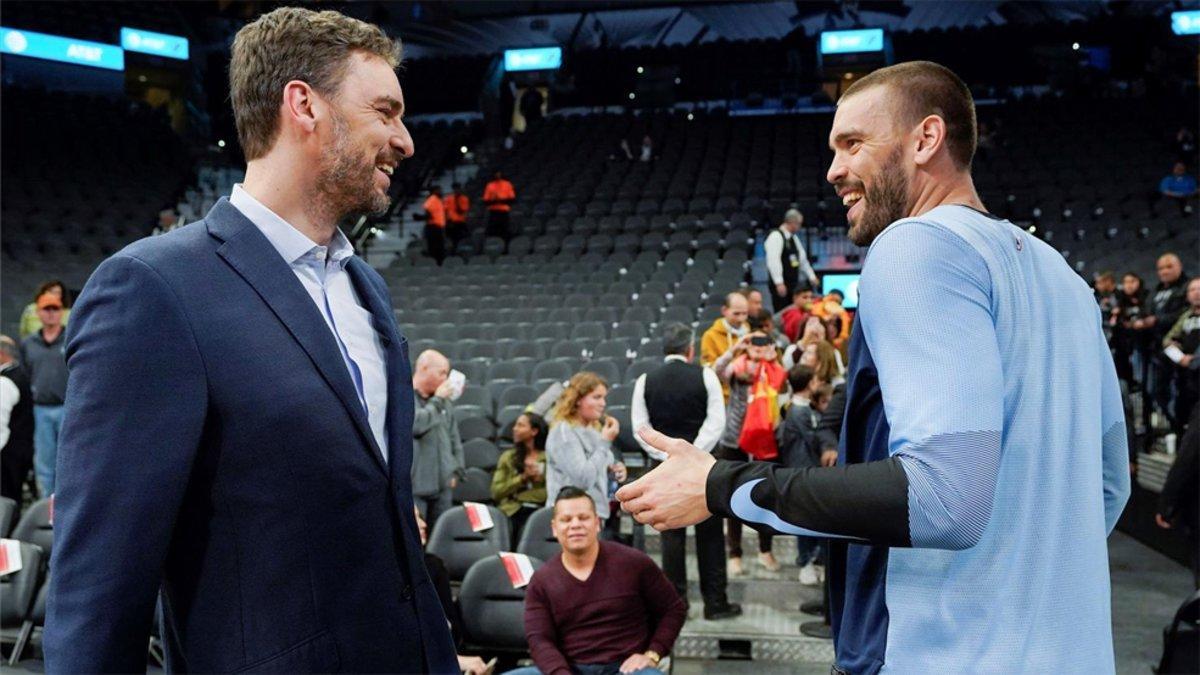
left=483, top=170, right=516, bottom=241
left=0, top=335, right=35, bottom=513
left=631, top=323, right=741, bottom=620
left=443, top=183, right=470, bottom=249
left=423, top=185, right=447, bottom=264
left=765, top=209, right=819, bottom=313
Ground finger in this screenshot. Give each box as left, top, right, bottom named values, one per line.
left=620, top=492, right=656, bottom=516
left=636, top=425, right=683, bottom=455
left=615, top=478, right=645, bottom=503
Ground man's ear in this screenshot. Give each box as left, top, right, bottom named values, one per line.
left=281, top=80, right=319, bottom=135
left=913, top=114, right=947, bottom=168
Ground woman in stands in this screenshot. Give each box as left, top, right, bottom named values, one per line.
left=1114, top=272, right=1152, bottom=386
left=713, top=332, right=787, bottom=573
left=491, top=412, right=549, bottom=542
left=19, top=280, right=71, bottom=339
left=545, top=372, right=627, bottom=540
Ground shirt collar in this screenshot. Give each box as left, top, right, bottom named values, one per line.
left=791, top=394, right=811, bottom=408
left=230, top=184, right=355, bottom=268
left=722, top=319, right=747, bottom=338
left=664, top=355, right=688, bottom=363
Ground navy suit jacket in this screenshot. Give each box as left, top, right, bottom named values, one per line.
left=45, top=199, right=458, bottom=673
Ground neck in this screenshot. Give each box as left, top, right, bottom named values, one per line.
left=908, top=172, right=984, bottom=220
left=41, top=325, right=62, bottom=340
left=243, top=154, right=338, bottom=247
left=562, top=542, right=600, bottom=572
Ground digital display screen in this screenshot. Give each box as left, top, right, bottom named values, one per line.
left=822, top=273, right=861, bottom=309
left=504, top=47, right=562, bottom=72
left=1171, top=11, right=1200, bottom=35
left=1, top=27, right=124, bottom=70
left=121, top=27, right=189, bottom=60
left=820, top=29, right=885, bottom=55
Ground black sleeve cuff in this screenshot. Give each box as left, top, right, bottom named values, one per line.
left=705, top=457, right=913, bottom=547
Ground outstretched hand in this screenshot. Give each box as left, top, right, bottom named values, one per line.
left=615, top=427, right=717, bottom=531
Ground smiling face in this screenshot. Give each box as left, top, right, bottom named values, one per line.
left=551, top=495, right=601, bottom=555
left=827, top=86, right=913, bottom=247
left=315, top=52, right=413, bottom=222
left=575, top=385, right=608, bottom=424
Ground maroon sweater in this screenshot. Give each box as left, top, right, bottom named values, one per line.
left=524, top=541, right=686, bottom=674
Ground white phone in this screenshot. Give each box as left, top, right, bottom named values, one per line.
left=446, top=369, right=466, bottom=401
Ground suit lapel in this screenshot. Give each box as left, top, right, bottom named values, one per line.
left=346, top=258, right=413, bottom=483
left=206, top=199, right=388, bottom=475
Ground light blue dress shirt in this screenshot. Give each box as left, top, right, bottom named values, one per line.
left=230, top=185, right=389, bottom=461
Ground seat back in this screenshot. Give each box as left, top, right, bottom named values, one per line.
left=451, top=467, right=495, bottom=505
left=459, top=555, right=544, bottom=651
left=0, top=542, right=43, bottom=626
left=515, top=506, right=561, bottom=563
left=0, top=497, right=16, bottom=537
left=463, top=439, right=501, bottom=471
left=11, top=498, right=53, bottom=558
left=426, top=505, right=511, bottom=581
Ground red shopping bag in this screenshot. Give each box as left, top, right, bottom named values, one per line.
left=738, top=360, right=787, bottom=460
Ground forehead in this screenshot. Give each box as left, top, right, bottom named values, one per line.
left=555, top=498, right=593, bottom=516
left=339, top=51, right=403, bottom=104
left=829, top=86, right=898, bottom=147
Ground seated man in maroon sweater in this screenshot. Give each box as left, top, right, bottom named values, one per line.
left=510, top=487, right=686, bottom=675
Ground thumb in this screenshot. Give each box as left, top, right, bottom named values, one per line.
left=637, top=425, right=682, bottom=456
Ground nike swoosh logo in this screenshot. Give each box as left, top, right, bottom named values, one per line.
left=730, top=479, right=859, bottom=540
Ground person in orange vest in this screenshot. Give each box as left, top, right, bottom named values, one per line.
left=422, top=185, right=447, bottom=264
left=482, top=170, right=516, bottom=241
left=443, top=183, right=470, bottom=248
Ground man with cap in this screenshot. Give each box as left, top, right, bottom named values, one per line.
left=20, top=291, right=69, bottom=496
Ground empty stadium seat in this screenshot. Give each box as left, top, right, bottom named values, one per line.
left=463, top=439, right=501, bottom=471
left=425, top=505, right=510, bottom=581
left=516, top=506, right=561, bottom=562
left=451, top=467, right=495, bottom=504
left=458, top=554, right=545, bottom=653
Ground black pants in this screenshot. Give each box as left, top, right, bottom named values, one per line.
left=714, top=444, right=773, bottom=556
left=509, top=505, right=536, bottom=545
left=424, top=224, right=446, bottom=264
left=769, top=281, right=795, bottom=315
left=446, top=220, right=467, bottom=250
left=486, top=210, right=510, bottom=241
left=662, top=514, right=729, bottom=608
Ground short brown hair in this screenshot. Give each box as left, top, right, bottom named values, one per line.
left=843, top=61, right=977, bottom=170
left=229, top=7, right=402, bottom=160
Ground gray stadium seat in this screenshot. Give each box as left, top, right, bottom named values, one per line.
left=463, top=438, right=501, bottom=471
left=457, top=416, right=496, bottom=443
left=516, top=506, right=561, bottom=562
left=0, top=497, right=15, bottom=537
left=426, top=505, right=510, bottom=581
left=0, top=542, right=44, bottom=665
left=459, top=554, right=545, bottom=653
left=451, top=467, right=495, bottom=505
left=11, top=498, right=52, bottom=559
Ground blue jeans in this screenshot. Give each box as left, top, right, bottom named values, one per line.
left=33, top=404, right=64, bottom=497
left=504, top=663, right=664, bottom=675
left=796, top=536, right=821, bottom=566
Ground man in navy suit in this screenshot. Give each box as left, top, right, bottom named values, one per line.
left=45, top=8, right=458, bottom=673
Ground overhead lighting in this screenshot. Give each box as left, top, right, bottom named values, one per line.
left=460, top=145, right=468, bottom=154
left=636, top=66, right=644, bottom=74
left=1072, top=42, right=1080, bottom=50
left=687, top=112, right=694, bottom=121
left=628, top=92, right=636, bottom=100
left=674, top=77, right=681, bottom=85
left=217, top=139, right=226, bottom=148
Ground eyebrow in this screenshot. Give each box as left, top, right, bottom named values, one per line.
left=372, top=96, right=404, bottom=116
left=830, top=128, right=867, bottom=150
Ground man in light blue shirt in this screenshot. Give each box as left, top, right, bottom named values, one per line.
left=618, top=61, right=1130, bottom=673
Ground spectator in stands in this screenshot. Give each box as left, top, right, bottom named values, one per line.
left=412, top=349, right=465, bottom=526
left=483, top=170, right=516, bottom=240
left=515, top=487, right=686, bottom=675
left=1150, top=254, right=1191, bottom=422
left=422, top=185, right=447, bottom=264
left=765, top=209, right=819, bottom=313
left=782, top=317, right=824, bottom=370
left=631, top=324, right=741, bottom=620
left=20, top=291, right=69, bottom=496
left=0, top=335, right=34, bottom=510
left=18, top=280, right=70, bottom=339
left=151, top=208, right=180, bottom=236
left=414, top=507, right=496, bottom=675
left=712, top=332, right=782, bottom=574
left=748, top=308, right=788, bottom=352
left=1157, top=402, right=1199, bottom=588
left=1163, top=277, right=1200, bottom=434
left=491, top=412, right=549, bottom=541
left=741, top=287, right=765, bottom=317
left=812, top=290, right=851, bottom=351
left=546, top=373, right=626, bottom=532
left=1094, top=271, right=1119, bottom=344
left=780, top=287, right=816, bottom=343
left=640, top=135, right=654, bottom=162
left=779, top=364, right=826, bottom=585
left=444, top=182, right=470, bottom=249
left=1114, top=272, right=1152, bottom=386
left=613, top=138, right=634, bottom=161
left=1158, top=162, right=1197, bottom=215
left=700, top=292, right=749, bottom=399
left=1175, top=127, right=1197, bottom=163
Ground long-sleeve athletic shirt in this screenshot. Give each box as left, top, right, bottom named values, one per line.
left=705, top=205, right=1130, bottom=673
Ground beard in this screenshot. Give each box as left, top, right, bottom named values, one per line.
left=314, top=110, right=392, bottom=223
left=847, top=146, right=910, bottom=247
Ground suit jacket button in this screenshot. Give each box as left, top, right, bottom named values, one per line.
left=401, top=584, right=413, bottom=600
